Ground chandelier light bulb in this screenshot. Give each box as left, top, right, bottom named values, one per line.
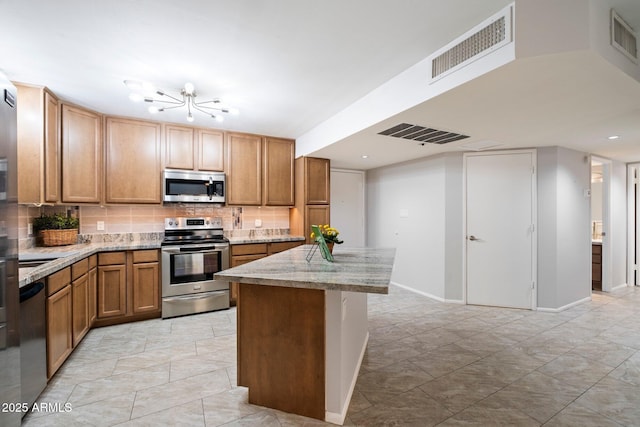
left=187, top=113, right=194, bottom=122
left=128, top=93, right=144, bottom=102
left=148, top=106, right=159, bottom=113
left=184, top=82, right=195, bottom=95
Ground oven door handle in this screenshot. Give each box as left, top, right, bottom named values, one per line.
left=162, top=246, right=225, bottom=254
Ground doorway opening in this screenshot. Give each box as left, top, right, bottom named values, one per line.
left=591, top=157, right=611, bottom=292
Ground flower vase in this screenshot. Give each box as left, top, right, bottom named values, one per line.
left=327, top=242, right=334, bottom=254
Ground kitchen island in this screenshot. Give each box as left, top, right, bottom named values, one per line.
left=215, top=245, right=395, bottom=425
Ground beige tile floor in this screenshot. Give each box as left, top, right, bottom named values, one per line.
left=22, top=285, right=640, bottom=426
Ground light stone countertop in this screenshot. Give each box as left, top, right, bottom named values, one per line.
left=18, top=234, right=306, bottom=288
left=215, top=245, right=396, bottom=294
left=227, top=235, right=305, bottom=245
left=18, top=241, right=162, bottom=288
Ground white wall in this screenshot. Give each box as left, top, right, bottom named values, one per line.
left=366, top=155, right=447, bottom=299
left=610, top=159, right=628, bottom=288
left=537, top=147, right=592, bottom=309
left=591, top=180, right=603, bottom=222
left=368, top=146, right=602, bottom=310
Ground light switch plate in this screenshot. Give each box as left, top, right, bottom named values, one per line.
left=255, top=219, right=262, bottom=227
left=97, top=221, right=105, bottom=231
left=27, top=223, right=33, bottom=235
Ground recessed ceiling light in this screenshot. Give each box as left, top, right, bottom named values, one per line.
left=608, top=135, right=620, bottom=140
left=361, top=155, right=369, bottom=159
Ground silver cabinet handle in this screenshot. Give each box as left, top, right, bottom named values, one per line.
left=468, top=235, right=478, bottom=241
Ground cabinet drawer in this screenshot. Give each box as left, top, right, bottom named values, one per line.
left=269, top=241, right=302, bottom=255
left=232, top=254, right=266, bottom=267
left=89, top=254, right=97, bottom=269
left=231, top=243, right=268, bottom=256
left=99, top=251, right=126, bottom=266
left=592, top=244, right=602, bottom=255
left=132, top=249, right=159, bottom=263
left=72, top=258, right=89, bottom=280
left=47, top=267, right=71, bottom=296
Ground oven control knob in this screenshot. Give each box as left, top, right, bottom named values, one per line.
left=205, top=220, right=210, bottom=225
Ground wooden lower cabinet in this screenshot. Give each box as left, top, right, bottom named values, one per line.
left=96, top=249, right=161, bottom=326
left=46, top=267, right=72, bottom=379
left=229, top=241, right=303, bottom=305
left=98, top=253, right=127, bottom=318
left=88, top=255, right=97, bottom=325
left=132, top=250, right=160, bottom=314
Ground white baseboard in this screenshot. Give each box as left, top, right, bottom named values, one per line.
left=325, top=331, right=369, bottom=425
left=537, top=296, right=591, bottom=312
left=390, top=281, right=464, bottom=303
left=612, top=283, right=629, bottom=291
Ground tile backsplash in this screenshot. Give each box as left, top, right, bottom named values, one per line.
left=19, top=204, right=290, bottom=249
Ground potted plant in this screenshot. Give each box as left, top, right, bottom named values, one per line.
left=310, top=224, right=343, bottom=253
left=33, top=213, right=80, bottom=246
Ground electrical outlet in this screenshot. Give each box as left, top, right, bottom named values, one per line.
left=27, top=223, right=33, bottom=235
left=97, top=221, right=105, bottom=231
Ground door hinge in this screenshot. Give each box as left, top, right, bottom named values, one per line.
left=531, top=165, right=535, bottom=174
left=532, top=281, right=536, bottom=290
left=530, top=224, right=535, bottom=233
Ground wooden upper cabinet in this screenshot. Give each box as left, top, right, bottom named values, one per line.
left=305, top=157, right=330, bottom=204
left=197, top=129, right=224, bottom=171
left=44, top=92, right=61, bottom=202
left=164, top=124, right=195, bottom=170
left=105, top=117, right=162, bottom=204
left=263, top=137, right=294, bottom=206
left=163, top=126, right=224, bottom=172
left=61, top=104, right=102, bottom=204
left=16, top=84, right=60, bottom=204
left=226, top=132, right=262, bottom=205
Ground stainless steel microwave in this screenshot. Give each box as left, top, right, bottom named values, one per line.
left=163, top=169, right=225, bottom=203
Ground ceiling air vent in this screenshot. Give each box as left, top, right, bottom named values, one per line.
left=611, top=9, right=638, bottom=63
left=378, top=123, right=469, bottom=145
left=430, top=5, right=513, bottom=82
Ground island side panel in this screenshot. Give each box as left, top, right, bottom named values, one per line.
left=238, top=282, right=326, bottom=420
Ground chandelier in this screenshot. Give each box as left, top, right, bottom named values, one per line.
left=124, top=80, right=238, bottom=123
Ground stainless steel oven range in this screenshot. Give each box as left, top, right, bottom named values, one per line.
left=161, top=217, right=230, bottom=318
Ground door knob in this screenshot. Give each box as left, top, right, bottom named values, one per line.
left=468, top=235, right=478, bottom=241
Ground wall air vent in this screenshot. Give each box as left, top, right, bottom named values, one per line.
left=611, top=9, right=638, bottom=63
left=430, top=4, right=513, bottom=82
left=378, top=123, right=469, bottom=145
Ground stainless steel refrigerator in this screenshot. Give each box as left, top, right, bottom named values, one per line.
left=0, top=71, right=20, bottom=426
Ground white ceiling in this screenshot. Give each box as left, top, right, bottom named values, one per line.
left=1, top=0, right=639, bottom=170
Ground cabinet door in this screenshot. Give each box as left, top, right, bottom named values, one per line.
left=98, top=264, right=127, bottom=318
left=61, top=104, right=102, bottom=203
left=105, top=117, right=162, bottom=203
left=88, top=266, right=97, bottom=325
left=226, top=132, right=262, bottom=205
left=44, top=90, right=61, bottom=202
left=197, top=129, right=224, bottom=171
left=305, top=157, right=330, bottom=204
left=230, top=254, right=266, bottom=305
left=132, top=261, right=159, bottom=314
left=164, top=125, right=195, bottom=170
left=305, top=205, right=330, bottom=244
left=71, top=273, right=89, bottom=347
left=46, top=285, right=72, bottom=378
left=263, top=137, right=294, bottom=206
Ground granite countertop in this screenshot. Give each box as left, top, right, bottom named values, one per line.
left=18, top=240, right=162, bottom=288
left=227, top=235, right=305, bottom=244
left=215, top=245, right=395, bottom=294
left=18, top=234, right=306, bottom=288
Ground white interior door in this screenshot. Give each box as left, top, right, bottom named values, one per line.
left=330, top=169, right=365, bottom=247
left=465, top=151, right=536, bottom=309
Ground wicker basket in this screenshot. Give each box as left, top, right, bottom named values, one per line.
left=40, top=229, right=79, bottom=246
